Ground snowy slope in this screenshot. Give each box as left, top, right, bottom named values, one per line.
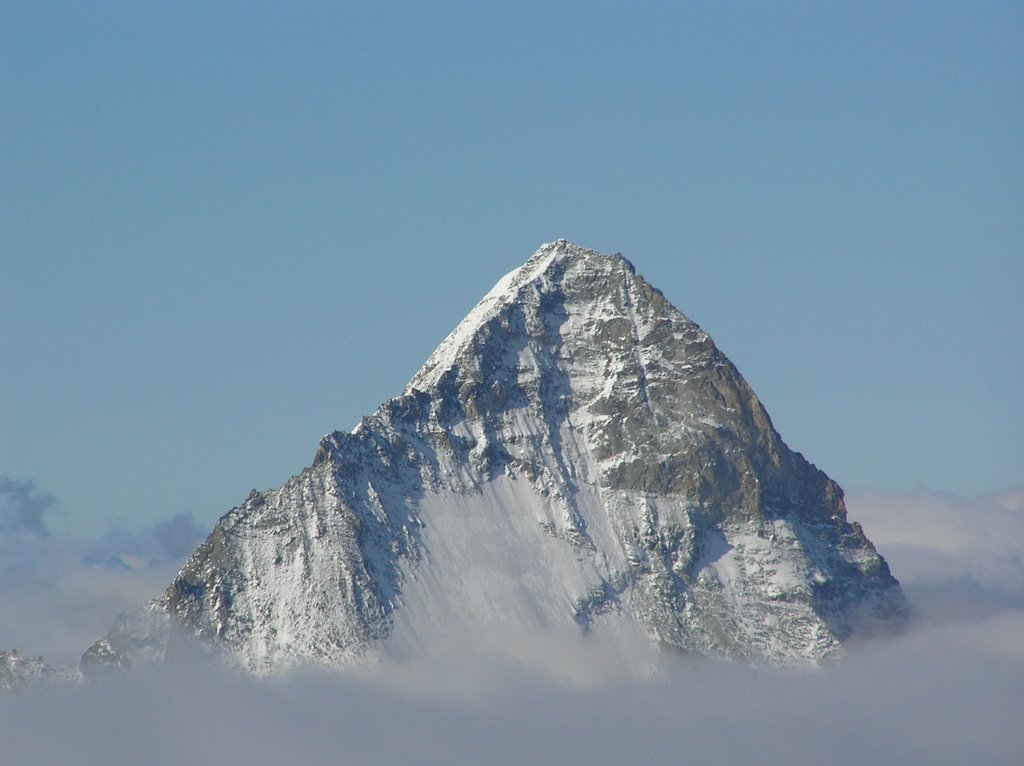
left=85, top=241, right=906, bottom=674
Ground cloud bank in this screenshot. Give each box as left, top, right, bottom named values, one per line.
left=0, top=486, right=1021, bottom=765
left=0, top=502, right=205, bottom=665
left=847, top=486, right=1024, bottom=625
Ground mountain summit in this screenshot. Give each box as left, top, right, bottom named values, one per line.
left=85, top=241, right=906, bottom=674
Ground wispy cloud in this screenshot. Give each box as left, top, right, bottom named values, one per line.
left=847, top=486, right=1024, bottom=619
left=146, top=512, right=206, bottom=559
left=84, top=512, right=207, bottom=568
left=0, top=508, right=205, bottom=666
left=0, top=476, right=56, bottom=537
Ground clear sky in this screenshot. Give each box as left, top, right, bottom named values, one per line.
left=2, top=1, right=1021, bottom=536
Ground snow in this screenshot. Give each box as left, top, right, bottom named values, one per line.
left=378, top=473, right=659, bottom=680
left=408, top=240, right=596, bottom=392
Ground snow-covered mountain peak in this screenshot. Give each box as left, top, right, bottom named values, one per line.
left=86, top=242, right=907, bottom=676
left=406, top=240, right=634, bottom=393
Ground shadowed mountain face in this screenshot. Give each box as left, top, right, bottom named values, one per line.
left=85, top=241, right=906, bottom=675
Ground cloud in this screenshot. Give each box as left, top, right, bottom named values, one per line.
left=0, top=485, right=1022, bottom=764
left=0, top=476, right=57, bottom=537
left=0, top=511, right=205, bottom=666
left=1, top=610, right=1021, bottom=766
left=84, top=512, right=207, bottom=568
left=146, top=512, right=206, bottom=559
left=846, top=486, right=1024, bottom=620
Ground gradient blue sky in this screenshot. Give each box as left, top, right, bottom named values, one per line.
left=2, top=2, right=1021, bottom=535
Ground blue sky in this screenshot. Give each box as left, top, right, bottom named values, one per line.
left=2, top=1, right=1021, bottom=535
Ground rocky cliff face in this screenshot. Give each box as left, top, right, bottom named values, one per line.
left=86, top=241, right=906, bottom=674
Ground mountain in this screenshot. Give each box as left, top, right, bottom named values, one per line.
left=84, top=241, right=906, bottom=675
left=1, top=650, right=81, bottom=691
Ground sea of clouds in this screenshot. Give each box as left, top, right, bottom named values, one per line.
left=1, top=479, right=1022, bottom=765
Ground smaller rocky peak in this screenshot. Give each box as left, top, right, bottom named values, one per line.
left=1, top=649, right=81, bottom=691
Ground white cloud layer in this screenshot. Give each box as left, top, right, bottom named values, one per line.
left=847, top=486, right=1024, bottom=622
left=1, top=486, right=1022, bottom=764
left=0, top=512, right=205, bottom=664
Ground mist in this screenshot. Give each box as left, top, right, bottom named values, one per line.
left=2, top=487, right=1022, bottom=765
left=0, top=508, right=204, bottom=664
